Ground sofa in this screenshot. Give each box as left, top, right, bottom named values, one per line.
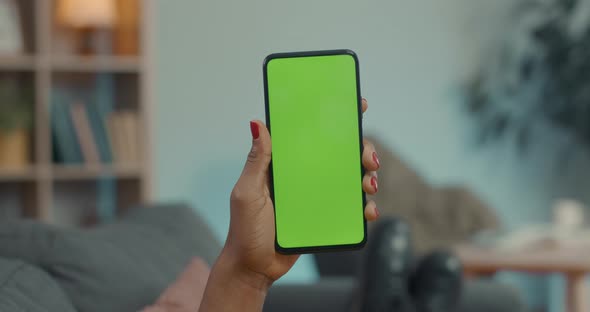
left=0, top=203, right=524, bottom=312
left=0, top=203, right=221, bottom=312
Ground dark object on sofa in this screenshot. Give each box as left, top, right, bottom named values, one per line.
left=409, top=250, right=463, bottom=312
left=361, top=216, right=465, bottom=312
left=314, top=250, right=524, bottom=312
left=360, top=217, right=415, bottom=312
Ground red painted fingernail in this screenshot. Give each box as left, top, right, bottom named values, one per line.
left=371, top=176, right=378, bottom=192
left=375, top=206, right=380, bottom=218
left=372, top=152, right=380, bottom=168
left=250, top=121, right=259, bottom=140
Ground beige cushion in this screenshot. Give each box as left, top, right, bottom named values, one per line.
left=368, top=136, right=499, bottom=254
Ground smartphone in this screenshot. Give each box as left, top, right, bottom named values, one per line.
left=263, top=49, right=366, bottom=254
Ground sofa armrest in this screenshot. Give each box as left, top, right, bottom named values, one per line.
left=264, top=278, right=356, bottom=312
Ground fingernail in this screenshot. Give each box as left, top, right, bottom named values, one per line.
left=375, top=206, right=380, bottom=218
left=371, top=176, right=378, bottom=192
left=372, top=152, right=380, bottom=168
left=250, top=121, right=260, bottom=140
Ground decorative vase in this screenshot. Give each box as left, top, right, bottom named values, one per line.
left=0, top=129, right=29, bottom=169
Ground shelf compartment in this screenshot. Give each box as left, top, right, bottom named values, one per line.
left=51, top=72, right=139, bottom=110
left=53, top=177, right=142, bottom=226
left=14, top=0, right=37, bottom=54
left=0, top=71, right=37, bottom=166
left=0, top=181, right=38, bottom=219
left=53, top=180, right=98, bottom=226
left=51, top=0, right=142, bottom=57
left=50, top=72, right=142, bottom=167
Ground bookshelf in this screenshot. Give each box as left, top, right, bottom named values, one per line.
left=0, top=0, right=152, bottom=225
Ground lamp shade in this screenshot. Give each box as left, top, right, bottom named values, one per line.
left=57, top=0, right=117, bottom=28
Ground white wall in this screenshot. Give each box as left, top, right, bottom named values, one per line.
left=154, top=0, right=590, bottom=308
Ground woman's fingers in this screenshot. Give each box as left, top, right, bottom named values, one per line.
left=362, top=139, right=380, bottom=171
left=364, top=200, right=379, bottom=221
left=362, top=171, right=378, bottom=195
left=361, top=97, right=379, bottom=222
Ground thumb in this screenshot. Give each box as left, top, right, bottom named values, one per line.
left=240, top=120, right=272, bottom=188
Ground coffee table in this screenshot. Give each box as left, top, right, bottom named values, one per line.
left=455, top=244, right=590, bottom=312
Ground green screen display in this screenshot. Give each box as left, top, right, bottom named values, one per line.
left=265, top=51, right=365, bottom=252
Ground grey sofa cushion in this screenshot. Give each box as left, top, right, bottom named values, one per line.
left=0, top=258, right=76, bottom=312
left=265, top=277, right=525, bottom=312
left=459, top=279, right=526, bottom=312
left=0, top=203, right=221, bottom=312
left=265, top=278, right=356, bottom=312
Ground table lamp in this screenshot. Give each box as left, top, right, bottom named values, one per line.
left=56, top=0, right=118, bottom=54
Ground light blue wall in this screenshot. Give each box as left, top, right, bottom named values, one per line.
left=154, top=0, right=590, bottom=308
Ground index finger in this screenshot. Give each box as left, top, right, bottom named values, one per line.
left=362, top=98, right=368, bottom=113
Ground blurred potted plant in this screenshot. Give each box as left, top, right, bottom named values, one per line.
left=0, top=79, right=33, bottom=169
left=465, top=0, right=590, bottom=155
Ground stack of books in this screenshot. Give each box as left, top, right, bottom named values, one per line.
left=51, top=92, right=140, bottom=166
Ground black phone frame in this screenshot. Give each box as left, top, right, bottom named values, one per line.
left=263, top=49, right=367, bottom=254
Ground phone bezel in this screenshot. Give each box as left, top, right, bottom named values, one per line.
left=263, top=49, right=367, bottom=254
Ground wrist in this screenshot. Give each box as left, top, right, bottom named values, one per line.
left=198, top=249, right=272, bottom=312
left=216, top=247, right=273, bottom=293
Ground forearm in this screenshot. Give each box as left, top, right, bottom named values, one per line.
left=199, top=250, right=272, bottom=312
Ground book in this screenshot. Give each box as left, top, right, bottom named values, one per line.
left=51, top=91, right=83, bottom=164
left=117, top=112, right=131, bottom=164
left=122, top=111, right=139, bottom=163
left=86, top=104, right=113, bottom=163
left=70, top=102, right=100, bottom=164
left=107, top=113, right=127, bottom=164
left=107, top=111, right=141, bottom=165
left=106, top=114, right=119, bottom=163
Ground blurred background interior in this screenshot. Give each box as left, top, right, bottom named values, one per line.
left=1, top=0, right=590, bottom=311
